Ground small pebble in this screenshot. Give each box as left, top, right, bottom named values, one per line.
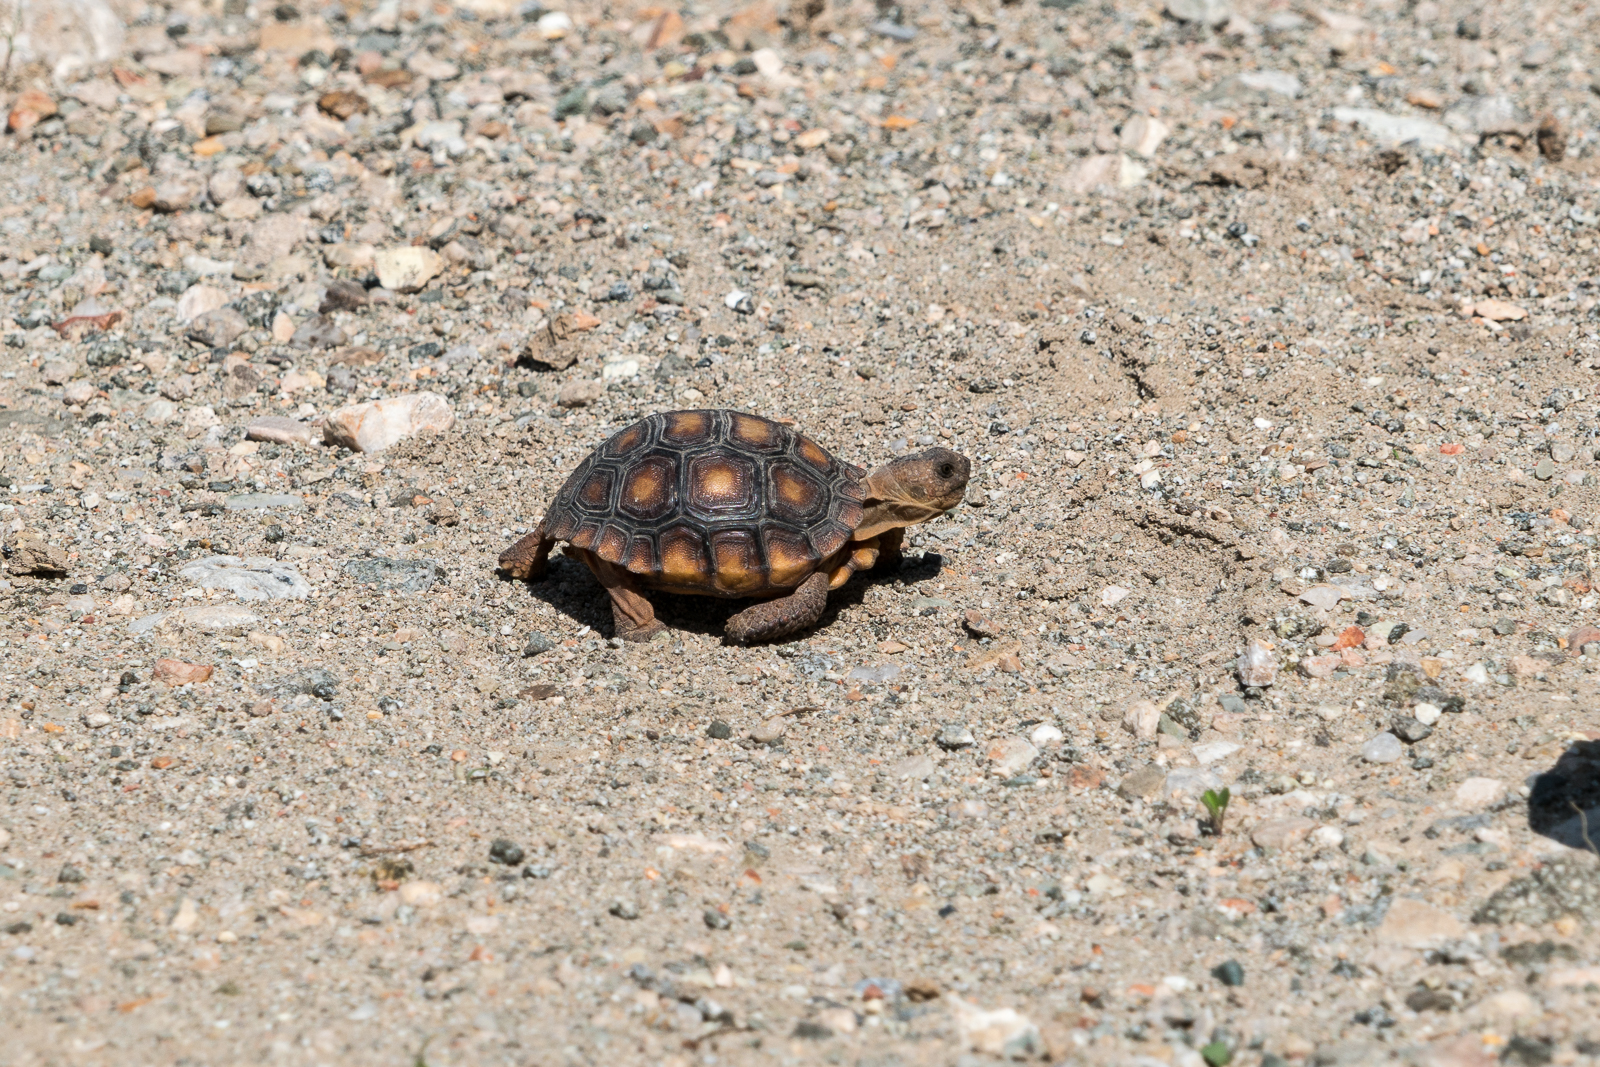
left=1362, top=733, right=1405, bottom=764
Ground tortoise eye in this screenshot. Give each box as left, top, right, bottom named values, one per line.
left=938, top=462, right=955, bottom=479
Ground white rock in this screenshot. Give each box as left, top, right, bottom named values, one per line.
left=410, top=119, right=464, bottom=150
left=947, top=996, right=1042, bottom=1058
left=1311, top=826, right=1345, bottom=849
left=1362, top=732, right=1404, bottom=764
left=323, top=392, right=454, bottom=453
left=1331, top=107, right=1460, bottom=150
left=175, top=284, right=228, bottom=322
left=1064, top=152, right=1147, bottom=193
left=985, top=735, right=1038, bottom=776
left=1454, top=777, right=1506, bottom=811
left=1237, top=639, right=1277, bottom=686
left=537, top=10, right=572, bottom=38
left=1028, top=723, right=1064, bottom=747
left=373, top=247, right=444, bottom=293
left=601, top=358, right=640, bottom=380
left=177, top=556, right=311, bottom=602
left=1237, top=70, right=1303, bottom=98
left=1462, top=662, right=1491, bottom=684
left=179, top=603, right=263, bottom=633
left=1122, top=699, right=1159, bottom=740
left=1100, top=584, right=1130, bottom=607
left=182, top=405, right=220, bottom=438
left=1299, top=584, right=1345, bottom=611
left=888, top=754, right=936, bottom=780
left=1163, top=766, right=1224, bottom=801
left=1119, top=114, right=1170, bottom=158
left=1413, top=702, right=1442, bottom=726
left=1192, top=740, right=1241, bottom=765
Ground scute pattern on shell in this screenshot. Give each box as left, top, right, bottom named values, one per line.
left=541, top=410, right=866, bottom=595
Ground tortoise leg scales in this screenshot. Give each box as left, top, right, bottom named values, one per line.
left=725, top=571, right=831, bottom=644
left=498, top=521, right=555, bottom=580
left=581, top=551, right=665, bottom=643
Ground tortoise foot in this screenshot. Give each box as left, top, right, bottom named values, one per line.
left=725, top=571, right=830, bottom=644
left=615, top=618, right=667, bottom=643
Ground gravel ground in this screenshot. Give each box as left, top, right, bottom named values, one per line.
left=1, top=0, right=1599, bottom=1064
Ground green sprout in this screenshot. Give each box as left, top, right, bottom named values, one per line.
left=1201, top=788, right=1232, bottom=837
left=1200, top=1041, right=1232, bottom=1066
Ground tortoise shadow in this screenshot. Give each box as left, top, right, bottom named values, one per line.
left=496, top=550, right=950, bottom=644
left=1526, top=736, right=1600, bottom=853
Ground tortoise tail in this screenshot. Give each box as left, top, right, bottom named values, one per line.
left=498, top=520, right=555, bottom=580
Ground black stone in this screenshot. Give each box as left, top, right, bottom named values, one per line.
left=1391, top=716, right=1434, bottom=743
left=1212, top=960, right=1245, bottom=987
left=488, top=838, right=525, bottom=866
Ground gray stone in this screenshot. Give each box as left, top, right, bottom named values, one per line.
left=246, top=417, right=315, bottom=446
left=888, top=754, right=936, bottom=779
left=935, top=724, right=974, bottom=750
left=1165, top=0, right=1231, bottom=24
left=186, top=307, right=248, bottom=347
left=1236, top=70, right=1302, bottom=98
left=1331, top=107, right=1460, bottom=150
left=177, top=555, right=311, bottom=601
left=1361, top=732, right=1405, bottom=764
left=225, top=493, right=305, bottom=511
left=290, top=314, right=347, bottom=350
left=750, top=717, right=787, bottom=744
left=342, top=557, right=446, bottom=593
left=521, top=631, right=556, bottom=657
left=1535, top=457, right=1555, bottom=481
left=1391, top=716, right=1433, bottom=743
left=557, top=380, right=603, bottom=409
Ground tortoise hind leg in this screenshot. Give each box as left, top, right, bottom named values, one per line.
left=726, top=571, right=831, bottom=644
left=498, top=520, right=555, bottom=580
left=580, top=551, right=666, bottom=643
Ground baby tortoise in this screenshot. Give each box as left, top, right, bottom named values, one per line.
left=498, top=409, right=970, bottom=643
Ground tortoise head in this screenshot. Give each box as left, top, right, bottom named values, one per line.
left=854, top=447, right=970, bottom=539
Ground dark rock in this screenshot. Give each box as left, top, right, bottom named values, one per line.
left=1212, top=960, right=1245, bottom=986
left=1391, top=716, right=1434, bottom=743
left=521, top=632, right=556, bottom=657
left=488, top=838, right=525, bottom=865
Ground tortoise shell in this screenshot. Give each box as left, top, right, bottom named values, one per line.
left=541, top=410, right=866, bottom=596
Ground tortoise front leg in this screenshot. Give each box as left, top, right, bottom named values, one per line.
left=580, top=551, right=666, bottom=643
left=871, top=527, right=904, bottom=573
left=498, top=519, right=556, bottom=580
left=725, top=571, right=831, bottom=644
